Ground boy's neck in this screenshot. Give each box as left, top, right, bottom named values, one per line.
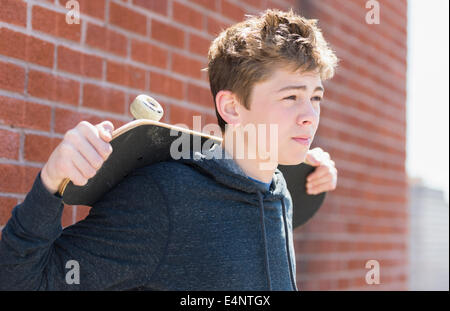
left=221, top=137, right=277, bottom=184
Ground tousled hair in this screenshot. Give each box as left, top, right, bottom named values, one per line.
left=206, top=9, right=338, bottom=132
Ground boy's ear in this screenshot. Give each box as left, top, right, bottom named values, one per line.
left=215, top=90, right=241, bottom=126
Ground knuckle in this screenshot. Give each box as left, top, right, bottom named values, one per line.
left=85, top=167, right=96, bottom=178
left=78, top=121, right=94, bottom=135
left=59, top=142, right=73, bottom=157
left=64, top=129, right=75, bottom=141
left=78, top=121, right=90, bottom=129
left=75, top=178, right=88, bottom=186
left=70, top=172, right=84, bottom=186
left=92, top=156, right=104, bottom=169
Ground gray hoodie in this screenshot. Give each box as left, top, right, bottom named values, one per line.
left=0, top=144, right=297, bottom=290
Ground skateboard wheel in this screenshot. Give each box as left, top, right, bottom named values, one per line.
left=130, top=95, right=164, bottom=121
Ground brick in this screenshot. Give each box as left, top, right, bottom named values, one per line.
left=82, top=84, right=125, bottom=114
left=28, top=70, right=80, bottom=106
left=169, top=105, right=204, bottom=130
left=75, top=205, right=92, bottom=222
left=151, top=20, right=185, bottom=49
left=25, top=36, right=55, bottom=68
left=0, top=164, right=40, bottom=194
left=132, top=0, right=168, bottom=16
left=0, top=0, right=27, bottom=26
left=346, top=223, right=406, bottom=235
left=32, top=6, right=81, bottom=42
left=300, top=259, right=344, bottom=274
left=204, top=114, right=218, bottom=129
left=317, top=123, right=399, bottom=158
left=86, top=23, right=127, bottom=57
left=172, top=53, right=203, bottom=79
left=61, top=204, right=74, bottom=228
left=206, top=16, right=229, bottom=36
left=57, top=46, right=103, bottom=79
left=24, top=134, right=61, bottom=163
left=0, top=28, right=54, bottom=68
left=131, top=39, right=168, bottom=69
left=77, top=0, right=106, bottom=20
left=149, top=72, right=184, bottom=100
left=0, top=61, right=25, bottom=93
left=187, top=83, right=212, bottom=108
left=296, top=239, right=346, bottom=254
left=190, top=0, right=217, bottom=10
left=221, top=0, right=246, bottom=21
left=189, top=33, right=211, bottom=57
left=0, top=197, right=16, bottom=226
left=106, top=61, right=146, bottom=90
left=0, top=96, right=51, bottom=131
left=337, top=278, right=350, bottom=290
left=54, top=108, right=102, bottom=134
left=173, top=2, right=204, bottom=30
left=267, top=0, right=291, bottom=10
left=241, top=0, right=265, bottom=9
left=0, top=129, right=20, bottom=160
left=53, top=107, right=127, bottom=134
left=109, top=2, right=147, bottom=35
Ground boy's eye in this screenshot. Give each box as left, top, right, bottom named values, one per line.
left=283, top=95, right=297, bottom=101
left=283, top=95, right=323, bottom=102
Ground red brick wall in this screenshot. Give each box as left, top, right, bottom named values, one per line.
left=0, top=0, right=408, bottom=291
left=295, top=0, right=409, bottom=290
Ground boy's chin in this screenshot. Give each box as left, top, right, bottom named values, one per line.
left=278, top=154, right=307, bottom=166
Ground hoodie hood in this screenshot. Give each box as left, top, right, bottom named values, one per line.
left=180, top=143, right=289, bottom=199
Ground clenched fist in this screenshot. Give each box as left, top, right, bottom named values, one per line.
left=41, top=121, right=114, bottom=195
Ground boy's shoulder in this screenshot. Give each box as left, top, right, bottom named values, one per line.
left=136, top=159, right=211, bottom=185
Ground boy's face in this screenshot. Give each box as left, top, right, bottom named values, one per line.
left=237, top=67, right=323, bottom=166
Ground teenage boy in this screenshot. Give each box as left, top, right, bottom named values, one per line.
left=0, top=9, right=338, bottom=290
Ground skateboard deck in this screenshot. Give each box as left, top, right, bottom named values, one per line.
left=58, top=119, right=220, bottom=205
left=58, top=96, right=326, bottom=229
left=278, top=164, right=326, bottom=228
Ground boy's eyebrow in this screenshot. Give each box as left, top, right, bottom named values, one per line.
left=277, top=85, right=324, bottom=93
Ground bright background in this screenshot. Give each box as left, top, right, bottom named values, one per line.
left=406, top=0, right=449, bottom=204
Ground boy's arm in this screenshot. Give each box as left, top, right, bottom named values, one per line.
left=0, top=168, right=169, bottom=290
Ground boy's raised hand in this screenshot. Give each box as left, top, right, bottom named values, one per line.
left=40, top=121, right=114, bottom=195
left=304, top=147, right=338, bottom=195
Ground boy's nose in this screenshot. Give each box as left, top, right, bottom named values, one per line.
left=295, top=102, right=318, bottom=126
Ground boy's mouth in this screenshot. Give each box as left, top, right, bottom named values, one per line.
left=292, top=136, right=311, bottom=145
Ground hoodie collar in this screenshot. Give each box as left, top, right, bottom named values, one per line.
left=179, top=144, right=287, bottom=199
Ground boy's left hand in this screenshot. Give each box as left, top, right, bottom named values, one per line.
left=304, top=147, right=338, bottom=195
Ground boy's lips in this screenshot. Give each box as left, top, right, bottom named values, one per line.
left=292, top=135, right=311, bottom=145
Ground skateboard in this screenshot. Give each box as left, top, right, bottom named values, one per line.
left=58, top=95, right=326, bottom=229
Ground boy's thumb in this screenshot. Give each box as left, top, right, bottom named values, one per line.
left=97, top=121, right=114, bottom=140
